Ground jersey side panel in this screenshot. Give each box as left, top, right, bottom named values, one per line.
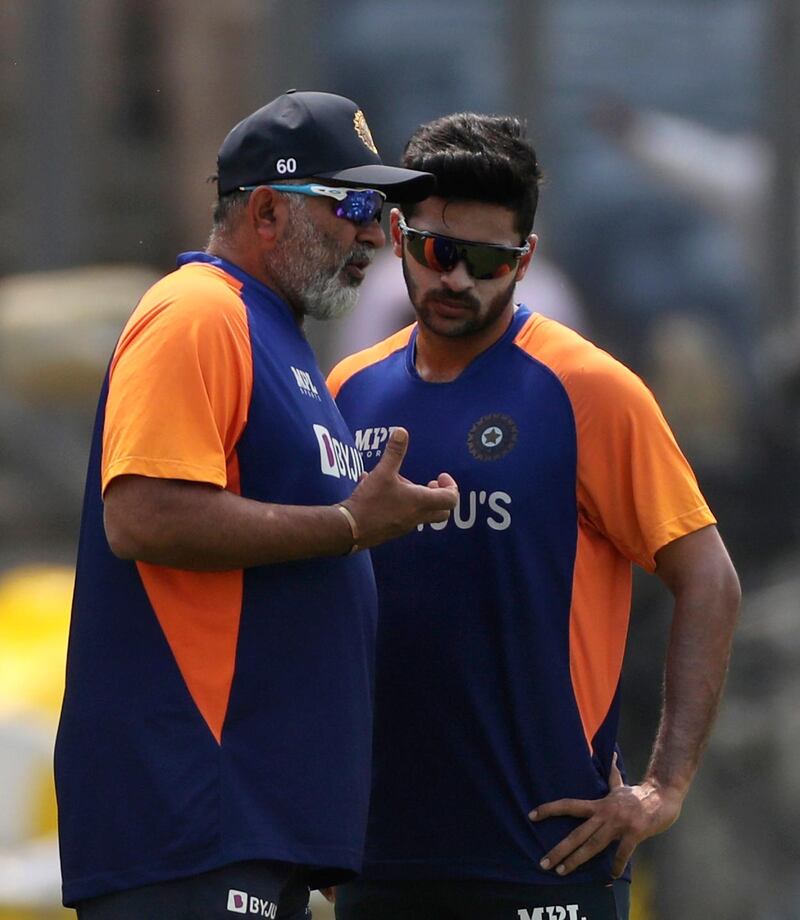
left=569, top=521, right=633, bottom=751
left=103, top=264, right=253, bottom=743
left=514, top=314, right=716, bottom=752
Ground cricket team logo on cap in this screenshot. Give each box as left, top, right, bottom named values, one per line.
left=467, top=413, right=518, bottom=462
left=353, top=110, right=378, bottom=154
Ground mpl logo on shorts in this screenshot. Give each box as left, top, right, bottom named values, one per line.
left=226, top=888, right=277, bottom=918
left=314, top=424, right=365, bottom=483
left=517, top=905, right=584, bottom=920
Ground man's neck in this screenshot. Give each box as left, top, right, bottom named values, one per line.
left=206, top=240, right=305, bottom=326
left=414, top=305, right=515, bottom=383
left=206, top=240, right=264, bottom=285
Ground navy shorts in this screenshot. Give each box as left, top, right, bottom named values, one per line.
left=334, top=877, right=630, bottom=920
left=76, top=860, right=311, bottom=920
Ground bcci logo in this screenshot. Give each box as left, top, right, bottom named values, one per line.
left=467, top=413, right=518, bottom=462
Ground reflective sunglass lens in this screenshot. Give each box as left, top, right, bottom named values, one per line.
left=335, top=191, right=383, bottom=225
left=402, top=221, right=524, bottom=280
left=469, top=250, right=515, bottom=280
left=423, top=237, right=456, bottom=273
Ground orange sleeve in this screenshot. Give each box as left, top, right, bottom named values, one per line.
left=517, top=316, right=715, bottom=571
left=102, top=265, right=252, bottom=493
left=570, top=354, right=714, bottom=571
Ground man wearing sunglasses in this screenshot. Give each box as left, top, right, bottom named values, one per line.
left=329, top=113, right=740, bottom=919
left=55, top=91, right=459, bottom=920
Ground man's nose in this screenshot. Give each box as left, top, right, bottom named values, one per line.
left=440, top=260, right=474, bottom=292
left=356, top=219, right=387, bottom=248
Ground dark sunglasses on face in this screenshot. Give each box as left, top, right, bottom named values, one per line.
left=397, top=216, right=531, bottom=280
left=238, top=183, right=386, bottom=225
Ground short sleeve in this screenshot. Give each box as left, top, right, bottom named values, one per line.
left=102, top=266, right=252, bottom=494
left=514, top=314, right=716, bottom=572
left=569, top=356, right=715, bottom=571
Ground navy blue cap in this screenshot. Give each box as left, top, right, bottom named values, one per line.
left=217, top=91, right=435, bottom=202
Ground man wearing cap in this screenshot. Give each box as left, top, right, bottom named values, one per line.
left=54, top=91, right=458, bottom=920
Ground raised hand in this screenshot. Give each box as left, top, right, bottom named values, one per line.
left=343, top=427, right=458, bottom=548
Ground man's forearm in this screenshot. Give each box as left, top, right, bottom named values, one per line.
left=104, top=476, right=355, bottom=570
left=103, top=430, right=459, bottom=571
left=646, top=547, right=741, bottom=798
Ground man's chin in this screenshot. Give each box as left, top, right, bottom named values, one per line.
left=304, top=289, right=359, bottom=321
left=417, top=306, right=476, bottom=338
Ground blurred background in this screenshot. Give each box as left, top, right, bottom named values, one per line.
left=1, top=1, right=798, bottom=918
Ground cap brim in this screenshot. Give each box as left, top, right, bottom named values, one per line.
left=314, top=165, right=436, bottom=202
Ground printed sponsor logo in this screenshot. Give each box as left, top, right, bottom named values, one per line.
left=226, top=888, right=277, bottom=917
left=353, top=426, right=396, bottom=458
left=517, top=906, right=585, bottom=920
left=227, top=890, right=248, bottom=913
left=417, top=490, right=512, bottom=532
left=467, top=413, right=518, bottom=461
left=291, top=366, right=321, bottom=400
left=314, top=424, right=365, bottom=483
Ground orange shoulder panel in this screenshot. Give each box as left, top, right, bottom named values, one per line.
left=103, top=262, right=252, bottom=493
left=514, top=313, right=715, bottom=571
left=327, top=324, right=415, bottom=397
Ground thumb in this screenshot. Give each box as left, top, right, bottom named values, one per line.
left=609, top=752, right=623, bottom=789
left=374, top=427, right=408, bottom=475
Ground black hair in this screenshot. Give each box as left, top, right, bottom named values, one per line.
left=401, top=113, right=542, bottom=239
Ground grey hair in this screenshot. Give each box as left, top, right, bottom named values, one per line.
left=207, top=181, right=309, bottom=246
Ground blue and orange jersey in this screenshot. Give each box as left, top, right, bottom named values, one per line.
left=55, top=253, right=377, bottom=906
left=328, top=306, right=714, bottom=886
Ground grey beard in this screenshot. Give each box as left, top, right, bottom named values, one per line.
left=301, top=263, right=361, bottom=320
left=269, top=197, right=370, bottom=321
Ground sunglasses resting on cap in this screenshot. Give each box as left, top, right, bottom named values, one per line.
left=397, top=216, right=531, bottom=280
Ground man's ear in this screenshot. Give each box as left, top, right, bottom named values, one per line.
left=389, top=208, right=404, bottom=258
left=514, top=233, right=538, bottom=282
left=247, top=187, right=287, bottom=249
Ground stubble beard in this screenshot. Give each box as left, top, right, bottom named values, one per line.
left=267, top=201, right=370, bottom=321
left=402, top=256, right=517, bottom=338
